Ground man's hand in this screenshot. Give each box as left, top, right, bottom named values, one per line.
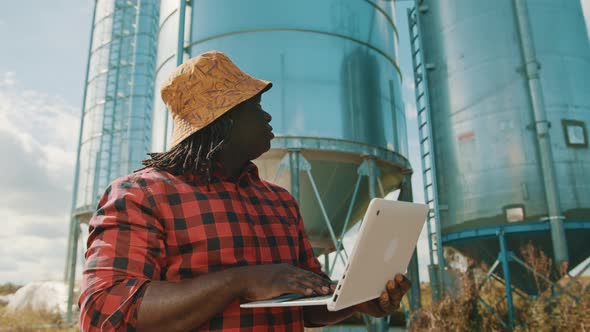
left=238, top=263, right=334, bottom=301
left=354, top=274, right=411, bottom=318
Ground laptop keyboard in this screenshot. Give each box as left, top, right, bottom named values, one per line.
left=274, top=293, right=332, bottom=303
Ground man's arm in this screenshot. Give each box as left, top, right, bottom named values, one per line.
left=138, top=264, right=334, bottom=332
left=136, top=269, right=240, bottom=332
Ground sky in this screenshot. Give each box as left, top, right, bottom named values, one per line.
left=0, top=1, right=588, bottom=285
left=0, top=1, right=93, bottom=283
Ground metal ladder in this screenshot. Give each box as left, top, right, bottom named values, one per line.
left=407, top=2, right=446, bottom=301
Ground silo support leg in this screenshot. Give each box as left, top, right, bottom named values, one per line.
left=288, top=150, right=300, bottom=203
left=498, top=232, right=515, bottom=327
left=478, top=259, right=500, bottom=291
left=66, top=217, right=81, bottom=325
left=329, top=174, right=362, bottom=276
left=510, top=254, right=579, bottom=302
left=306, top=169, right=340, bottom=254
left=64, top=217, right=74, bottom=282
left=407, top=249, right=421, bottom=311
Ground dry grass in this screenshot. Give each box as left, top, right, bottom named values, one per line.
left=0, top=306, right=77, bottom=331
left=408, top=244, right=590, bottom=332
left=0, top=286, right=77, bottom=332
left=0, top=284, right=21, bottom=296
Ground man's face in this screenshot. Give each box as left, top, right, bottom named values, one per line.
left=225, top=94, right=274, bottom=161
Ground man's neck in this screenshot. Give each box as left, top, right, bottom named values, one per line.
left=215, top=150, right=249, bottom=179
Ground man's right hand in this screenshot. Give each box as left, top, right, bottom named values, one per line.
left=237, top=263, right=334, bottom=301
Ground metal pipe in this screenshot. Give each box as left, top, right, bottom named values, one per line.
left=498, top=232, right=515, bottom=327
left=289, top=150, right=300, bottom=202
left=366, top=158, right=377, bottom=199
left=478, top=259, right=500, bottom=291
left=398, top=175, right=421, bottom=311
left=513, top=0, right=568, bottom=265
left=64, top=0, right=97, bottom=283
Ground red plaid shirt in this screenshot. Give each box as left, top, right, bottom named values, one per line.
left=79, top=162, right=325, bottom=331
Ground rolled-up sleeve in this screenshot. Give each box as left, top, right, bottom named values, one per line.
left=79, top=177, right=165, bottom=332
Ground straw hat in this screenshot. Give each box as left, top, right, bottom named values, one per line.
left=161, top=51, right=272, bottom=148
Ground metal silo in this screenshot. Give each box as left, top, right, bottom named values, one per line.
left=65, top=0, right=160, bottom=323
left=153, top=0, right=411, bottom=253
left=153, top=1, right=415, bottom=327
left=408, top=0, right=590, bottom=303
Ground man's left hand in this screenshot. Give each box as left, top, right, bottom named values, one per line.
left=353, top=274, right=411, bottom=318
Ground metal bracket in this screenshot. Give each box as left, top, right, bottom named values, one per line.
left=274, top=151, right=312, bottom=181
left=357, top=158, right=381, bottom=177
left=526, top=120, right=552, bottom=131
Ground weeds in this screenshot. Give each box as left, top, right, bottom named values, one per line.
left=408, top=244, right=589, bottom=331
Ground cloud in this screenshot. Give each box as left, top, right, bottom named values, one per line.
left=1, top=72, right=15, bottom=86
left=0, top=72, right=78, bottom=284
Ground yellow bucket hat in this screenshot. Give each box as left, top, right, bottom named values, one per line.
left=161, top=51, right=272, bottom=148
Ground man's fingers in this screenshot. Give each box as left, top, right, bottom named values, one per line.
left=299, top=270, right=332, bottom=292
left=386, top=279, right=403, bottom=309
left=295, top=276, right=330, bottom=295
left=396, top=274, right=412, bottom=293
left=378, top=291, right=393, bottom=314
left=286, top=281, right=313, bottom=296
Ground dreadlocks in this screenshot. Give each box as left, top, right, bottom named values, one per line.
left=140, top=112, right=234, bottom=181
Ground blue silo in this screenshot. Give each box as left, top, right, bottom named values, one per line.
left=65, top=0, right=160, bottom=323
left=153, top=0, right=410, bottom=252
left=408, top=0, right=590, bottom=312
left=152, top=1, right=415, bottom=328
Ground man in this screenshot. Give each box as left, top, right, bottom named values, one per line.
left=79, top=51, right=411, bottom=331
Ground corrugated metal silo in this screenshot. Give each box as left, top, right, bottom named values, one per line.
left=71, top=0, right=159, bottom=222
left=411, top=0, right=590, bottom=294
left=65, top=0, right=160, bottom=322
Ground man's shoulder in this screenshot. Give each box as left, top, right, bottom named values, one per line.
left=109, top=167, right=181, bottom=194
left=259, top=180, right=298, bottom=206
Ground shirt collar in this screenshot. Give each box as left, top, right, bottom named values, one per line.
left=183, top=161, right=260, bottom=186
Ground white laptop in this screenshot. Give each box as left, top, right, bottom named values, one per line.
left=241, top=198, right=428, bottom=312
